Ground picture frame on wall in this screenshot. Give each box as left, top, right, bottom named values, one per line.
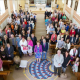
left=74, top=1, right=78, bottom=11
left=66, top=0, right=68, bottom=4
left=4, top=0, right=8, bottom=9
left=70, top=0, right=73, bottom=8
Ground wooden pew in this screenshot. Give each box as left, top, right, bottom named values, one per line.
left=0, top=71, right=11, bottom=80
left=49, top=44, right=80, bottom=54
left=74, top=72, right=80, bottom=80
left=32, top=29, right=35, bottom=33
left=3, top=60, right=13, bottom=70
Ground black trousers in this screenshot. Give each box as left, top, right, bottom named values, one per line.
left=12, top=45, right=16, bottom=51
left=18, top=47, right=22, bottom=57
left=51, top=41, right=56, bottom=44
left=54, top=66, right=61, bottom=76
left=7, top=57, right=13, bottom=60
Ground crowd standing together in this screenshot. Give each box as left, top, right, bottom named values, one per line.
left=0, top=9, right=80, bottom=77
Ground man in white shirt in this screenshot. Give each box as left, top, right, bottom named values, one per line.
left=7, top=16, right=12, bottom=24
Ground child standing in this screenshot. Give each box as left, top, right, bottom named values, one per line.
left=72, top=57, right=79, bottom=72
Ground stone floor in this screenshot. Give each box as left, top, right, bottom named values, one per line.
left=0, top=14, right=77, bottom=80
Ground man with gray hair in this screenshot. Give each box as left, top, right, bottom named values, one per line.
left=54, top=50, right=64, bottom=77
left=41, top=39, right=48, bottom=60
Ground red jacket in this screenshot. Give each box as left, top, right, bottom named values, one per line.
left=70, top=30, right=76, bottom=36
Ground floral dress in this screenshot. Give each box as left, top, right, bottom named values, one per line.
left=35, top=47, right=41, bottom=58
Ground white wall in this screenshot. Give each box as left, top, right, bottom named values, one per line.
left=65, top=10, right=70, bottom=19
left=0, top=17, right=8, bottom=30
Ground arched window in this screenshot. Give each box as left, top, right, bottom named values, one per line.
left=62, top=0, right=64, bottom=3
left=0, top=0, right=5, bottom=15
left=68, top=0, right=71, bottom=8
left=77, top=0, right=80, bottom=16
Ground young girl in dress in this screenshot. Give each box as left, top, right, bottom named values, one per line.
left=72, top=57, right=79, bottom=72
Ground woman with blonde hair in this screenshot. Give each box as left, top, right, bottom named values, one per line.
left=34, top=41, right=42, bottom=63
left=61, top=27, right=66, bottom=35
left=3, top=35, right=9, bottom=47
left=27, top=37, right=33, bottom=56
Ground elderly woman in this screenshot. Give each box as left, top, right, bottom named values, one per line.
left=51, top=31, right=57, bottom=44
left=61, top=27, right=66, bottom=35
left=70, top=28, right=76, bottom=36
left=19, top=37, right=28, bottom=56
left=0, top=46, right=7, bottom=60
left=3, top=35, right=9, bottom=47
left=34, top=41, right=42, bottom=63
left=27, top=37, right=33, bottom=56
left=69, top=47, right=78, bottom=62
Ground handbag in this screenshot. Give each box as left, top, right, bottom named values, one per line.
left=23, top=46, right=28, bottom=50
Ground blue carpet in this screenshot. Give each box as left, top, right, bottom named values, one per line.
left=29, top=59, right=54, bottom=79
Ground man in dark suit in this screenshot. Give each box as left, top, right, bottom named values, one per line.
left=20, top=16, right=24, bottom=24
left=75, top=34, right=79, bottom=45
left=77, top=47, right=80, bottom=58
left=26, top=30, right=31, bottom=39
left=7, top=29, right=13, bottom=38
left=48, top=10, right=52, bottom=17
left=26, top=15, right=30, bottom=22
left=5, top=43, right=14, bottom=60
left=31, top=33, right=37, bottom=53
left=45, top=10, right=48, bottom=19
left=58, top=12, right=62, bottom=21
left=41, top=39, right=48, bottom=60
left=70, top=34, right=75, bottom=45
left=75, top=26, right=80, bottom=37
left=26, top=21, right=32, bottom=32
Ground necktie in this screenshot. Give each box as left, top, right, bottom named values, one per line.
left=8, top=48, right=10, bottom=54
left=44, top=44, right=45, bottom=47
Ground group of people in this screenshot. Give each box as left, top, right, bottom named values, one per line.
left=44, top=9, right=80, bottom=77
left=0, top=8, right=80, bottom=78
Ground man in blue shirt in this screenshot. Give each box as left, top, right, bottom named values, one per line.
left=49, top=24, right=55, bottom=38
left=65, top=23, right=69, bottom=31
left=16, top=34, right=22, bottom=57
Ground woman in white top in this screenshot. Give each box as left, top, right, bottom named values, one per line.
left=47, top=23, right=51, bottom=34
left=59, top=19, right=63, bottom=28
left=64, top=39, right=70, bottom=51
left=69, top=47, right=78, bottom=61
left=57, top=32, right=63, bottom=41
left=19, top=37, right=28, bottom=56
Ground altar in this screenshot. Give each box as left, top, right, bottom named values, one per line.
left=36, top=4, right=46, bottom=10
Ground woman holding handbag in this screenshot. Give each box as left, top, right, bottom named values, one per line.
left=19, top=36, right=28, bottom=56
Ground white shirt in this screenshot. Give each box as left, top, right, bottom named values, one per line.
left=64, top=42, right=70, bottom=50
left=69, top=49, right=78, bottom=56
left=47, top=26, right=50, bottom=34
left=7, top=17, right=12, bottom=23
left=19, top=40, right=28, bottom=51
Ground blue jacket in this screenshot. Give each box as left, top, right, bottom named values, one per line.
left=70, top=37, right=75, bottom=44
left=66, top=26, right=69, bottom=31
left=26, top=24, right=32, bottom=31
left=41, top=42, right=48, bottom=52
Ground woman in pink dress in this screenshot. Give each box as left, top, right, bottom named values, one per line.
left=27, top=37, right=33, bottom=56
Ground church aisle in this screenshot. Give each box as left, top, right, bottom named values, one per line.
left=35, top=14, right=46, bottom=40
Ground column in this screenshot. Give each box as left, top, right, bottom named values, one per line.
left=70, top=0, right=76, bottom=20
left=7, top=0, right=11, bottom=15
left=63, top=0, right=66, bottom=12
